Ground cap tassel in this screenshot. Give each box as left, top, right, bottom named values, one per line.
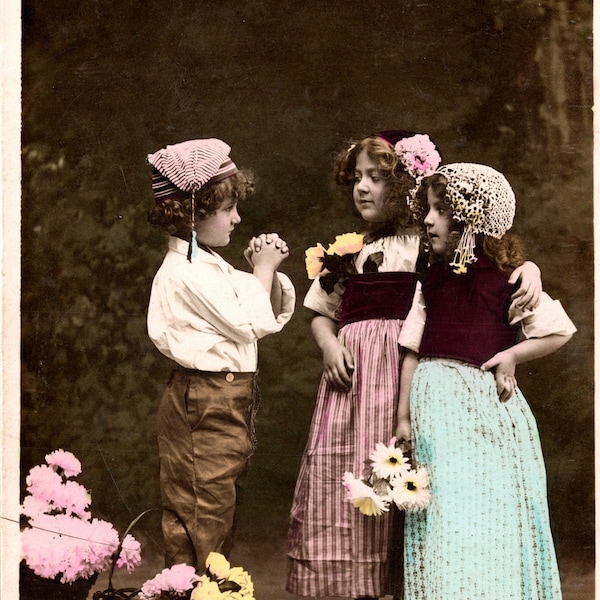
left=450, top=225, right=477, bottom=274
left=188, top=190, right=199, bottom=262
left=188, top=230, right=200, bottom=262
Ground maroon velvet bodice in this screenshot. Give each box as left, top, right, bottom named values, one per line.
left=338, top=272, right=419, bottom=327
left=419, top=255, right=519, bottom=366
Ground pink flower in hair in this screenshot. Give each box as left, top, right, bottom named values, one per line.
left=394, top=134, right=441, bottom=179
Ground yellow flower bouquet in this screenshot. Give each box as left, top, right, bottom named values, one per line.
left=305, top=232, right=364, bottom=294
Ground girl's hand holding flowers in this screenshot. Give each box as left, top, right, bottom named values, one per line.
left=342, top=437, right=431, bottom=516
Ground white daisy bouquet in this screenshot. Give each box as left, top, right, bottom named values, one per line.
left=342, top=437, right=431, bottom=516
left=20, top=449, right=142, bottom=584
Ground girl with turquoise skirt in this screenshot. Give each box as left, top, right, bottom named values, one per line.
left=397, top=163, right=576, bottom=599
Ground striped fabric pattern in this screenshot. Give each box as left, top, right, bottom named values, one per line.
left=287, top=317, right=405, bottom=598
left=147, top=138, right=237, bottom=195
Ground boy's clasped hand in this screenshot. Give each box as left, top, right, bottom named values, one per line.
left=244, top=232, right=290, bottom=267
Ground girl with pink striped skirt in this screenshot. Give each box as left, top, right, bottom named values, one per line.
left=287, top=131, right=434, bottom=600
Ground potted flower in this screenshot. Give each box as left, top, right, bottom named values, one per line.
left=138, top=552, right=254, bottom=600
left=20, top=449, right=142, bottom=600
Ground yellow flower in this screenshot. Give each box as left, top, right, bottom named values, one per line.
left=305, top=243, right=326, bottom=279
left=206, top=552, right=231, bottom=579
left=327, top=232, right=364, bottom=256
left=191, top=578, right=222, bottom=600
left=342, top=472, right=390, bottom=516
left=352, top=491, right=390, bottom=516
left=224, top=566, right=254, bottom=598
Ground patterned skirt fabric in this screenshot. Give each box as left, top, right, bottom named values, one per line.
left=287, top=318, right=405, bottom=598
left=405, top=359, right=562, bottom=599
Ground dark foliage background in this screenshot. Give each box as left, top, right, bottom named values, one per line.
left=20, top=0, right=593, bottom=574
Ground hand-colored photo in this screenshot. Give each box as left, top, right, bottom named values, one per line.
left=5, top=1, right=593, bottom=599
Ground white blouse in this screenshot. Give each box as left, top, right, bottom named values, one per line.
left=303, top=234, right=421, bottom=320
left=147, top=236, right=296, bottom=371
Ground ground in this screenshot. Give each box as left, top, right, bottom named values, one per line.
left=89, top=512, right=594, bottom=600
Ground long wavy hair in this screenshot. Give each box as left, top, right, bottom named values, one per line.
left=147, top=168, right=255, bottom=236
left=414, top=173, right=527, bottom=272
left=333, top=136, right=417, bottom=240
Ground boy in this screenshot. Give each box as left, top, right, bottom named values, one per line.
left=146, top=138, right=295, bottom=571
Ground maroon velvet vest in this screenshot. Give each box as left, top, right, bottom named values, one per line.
left=338, top=272, right=419, bottom=327
left=419, top=255, right=519, bottom=366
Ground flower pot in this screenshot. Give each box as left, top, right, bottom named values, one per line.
left=20, top=563, right=98, bottom=600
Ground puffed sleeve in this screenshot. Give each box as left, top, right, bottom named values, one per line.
left=303, top=277, right=343, bottom=321
left=509, top=291, right=577, bottom=338
left=398, top=282, right=426, bottom=353
left=274, top=272, right=296, bottom=324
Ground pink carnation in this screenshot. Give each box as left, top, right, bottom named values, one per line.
left=21, top=450, right=142, bottom=584
left=54, top=480, right=91, bottom=518
left=394, top=134, right=442, bottom=179
left=25, top=464, right=63, bottom=504
left=139, top=564, right=200, bottom=600
left=45, top=449, right=82, bottom=477
left=116, top=534, right=142, bottom=572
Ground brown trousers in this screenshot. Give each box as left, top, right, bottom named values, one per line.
left=157, top=368, right=258, bottom=571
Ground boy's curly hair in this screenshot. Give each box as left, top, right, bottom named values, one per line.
left=148, top=168, right=255, bottom=235
left=334, top=136, right=416, bottom=235
left=414, top=173, right=527, bottom=272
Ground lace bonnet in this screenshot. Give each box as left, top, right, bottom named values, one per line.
left=436, top=163, right=516, bottom=274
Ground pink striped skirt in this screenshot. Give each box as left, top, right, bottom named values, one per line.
left=287, top=317, right=405, bottom=598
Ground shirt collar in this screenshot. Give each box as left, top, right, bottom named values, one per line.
left=167, top=236, right=230, bottom=268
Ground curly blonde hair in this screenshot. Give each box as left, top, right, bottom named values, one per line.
left=147, top=169, right=255, bottom=236
left=414, top=173, right=527, bottom=272
left=334, top=136, right=417, bottom=237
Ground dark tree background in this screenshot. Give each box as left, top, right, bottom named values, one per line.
left=19, top=0, right=593, bottom=585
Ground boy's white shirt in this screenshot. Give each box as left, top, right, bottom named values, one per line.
left=148, top=236, right=295, bottom=371
left=398, top=282, right=577, bottom=354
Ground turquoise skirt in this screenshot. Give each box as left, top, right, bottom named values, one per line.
left=405, top=358, right=562, bottom=599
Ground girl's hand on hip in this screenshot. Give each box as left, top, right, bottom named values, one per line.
left=481, top=350, right=517, bottom=403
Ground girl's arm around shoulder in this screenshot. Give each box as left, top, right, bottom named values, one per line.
left=508, top=260, right=542, bottom=311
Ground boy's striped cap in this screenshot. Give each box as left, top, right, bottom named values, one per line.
left=147, top=138, right=237, bottom=200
